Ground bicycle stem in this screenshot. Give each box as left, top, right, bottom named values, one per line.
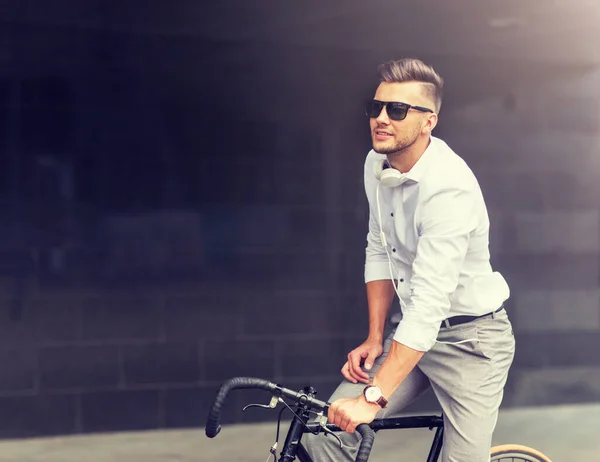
left=279, top=386, right=318, bottom=462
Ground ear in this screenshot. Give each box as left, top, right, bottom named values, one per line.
left=422, top=113, right=438, bottom=134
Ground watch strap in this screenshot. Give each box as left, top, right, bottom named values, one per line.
left=363, top=385, right=388, bottom=408
left=375, top=395, right=388, bottom=408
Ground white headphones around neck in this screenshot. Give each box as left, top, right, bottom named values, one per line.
left=373, top=159, right=409, bottom=187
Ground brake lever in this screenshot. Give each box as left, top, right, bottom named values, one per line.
left=317, top=413, right=343, bottom=449
left=243, top=395, right=280, bottom=412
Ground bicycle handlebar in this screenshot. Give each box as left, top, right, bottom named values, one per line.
left=205, top=376, right=376, bottom=462
left=205, top=377, right=281, bottom=437
left=354, top=423, right=376, bottom=462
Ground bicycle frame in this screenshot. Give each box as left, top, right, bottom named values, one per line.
left=296, top=415, right=445, bottom=462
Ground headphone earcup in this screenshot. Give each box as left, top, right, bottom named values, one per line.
left=374, top=159, right=408, bottom=187
left=380, top=169, right=405, bottom=188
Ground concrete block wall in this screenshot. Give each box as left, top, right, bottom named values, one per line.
left=0, top=279, right=367, bottom=438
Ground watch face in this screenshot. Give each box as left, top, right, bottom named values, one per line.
left=364, top=386, right=382, bottom=403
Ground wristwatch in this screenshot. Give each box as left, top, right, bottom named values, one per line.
left=363, top=385, right=388, bottom=408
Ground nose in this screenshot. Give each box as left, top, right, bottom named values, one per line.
left=375, top=105, right=390, bottom=125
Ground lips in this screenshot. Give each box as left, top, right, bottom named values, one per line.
left=374, top=130, right=393, bottom=139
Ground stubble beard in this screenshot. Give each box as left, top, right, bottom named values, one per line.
left=372, top=128, right=420, bottom=157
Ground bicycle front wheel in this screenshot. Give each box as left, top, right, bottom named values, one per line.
left=490, top=444, right=552, bottom=462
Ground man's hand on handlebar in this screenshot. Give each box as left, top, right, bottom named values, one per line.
left=342, top=339, right=383, bottom=384
left=328, top=395, right=380, bottom=433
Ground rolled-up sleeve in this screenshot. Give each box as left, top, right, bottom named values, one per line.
left=392, top=187, right=477, bottom=352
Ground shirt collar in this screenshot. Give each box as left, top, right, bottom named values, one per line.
left=403, top=136, right=438, bottom=183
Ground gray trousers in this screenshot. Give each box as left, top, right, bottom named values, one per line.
left=302, top=308, right=515, bottom=462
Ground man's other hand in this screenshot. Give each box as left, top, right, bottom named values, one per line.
left=341, top=339, right=383, bottom=384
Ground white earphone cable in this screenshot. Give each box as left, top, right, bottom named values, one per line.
left=376, top=184, right=404, bottom=307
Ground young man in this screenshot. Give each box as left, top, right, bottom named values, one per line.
left=303, top=58, right=515, bottom=462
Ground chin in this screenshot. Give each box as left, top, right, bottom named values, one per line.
left=373, top=143, right=396, bottom=155
left=372, top=140, right=391, bottom=151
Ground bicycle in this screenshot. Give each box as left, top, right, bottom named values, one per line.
left=205, top=376, right=553, bottom=462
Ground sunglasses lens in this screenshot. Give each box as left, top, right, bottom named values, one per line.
left=365, top=101, right=409, bottom=120
left=386, top=103, right=409, bottom=121
left=365, top=101, right=383, bottom=118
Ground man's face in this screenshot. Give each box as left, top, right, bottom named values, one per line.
left=369, top=81, right=435, bottom=156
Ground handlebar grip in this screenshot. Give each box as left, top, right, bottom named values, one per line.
left=205, top=377, right=277, bottom=438
left=355, top=424, right=376, bottom=462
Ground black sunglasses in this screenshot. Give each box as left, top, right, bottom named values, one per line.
left=365, top=100, right=433, bottom=121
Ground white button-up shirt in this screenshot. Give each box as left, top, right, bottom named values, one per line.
left=364, top=136, right=510, bottom=352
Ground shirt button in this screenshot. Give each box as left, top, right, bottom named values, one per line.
left=390, top=213, right=394, bottom=217
left=400, top=278, right=404, bottom=282
left=392, top=248, right=396, bottom=252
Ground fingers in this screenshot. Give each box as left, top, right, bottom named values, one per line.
left=328, top=401, right=356, bottom=433
left=363, top=347, right=379, bottom=371
left=343, top=341, right=383, bottom=383
left=340, top=361, right=354, bottom=382
left=341, top=361, right=364, bottom=384
left=339, top=414, right=352, bottom=433
left=328, top=401, right=348, bottom=432
left=347, top=352, right=370, bottom=384
left=327, top=401, right=338, bottom=426
left=346, top=420, right=357, bottom=434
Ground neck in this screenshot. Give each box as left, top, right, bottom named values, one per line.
left=387, top=136, right=431, bottom=173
